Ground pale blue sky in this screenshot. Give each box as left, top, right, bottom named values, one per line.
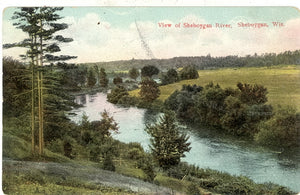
left=3, top=7, right=300, bottom=62
left=4, top=7, right=299, bottom=26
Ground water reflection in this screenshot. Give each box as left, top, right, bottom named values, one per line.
left=69, top=92, right=300, bottom=192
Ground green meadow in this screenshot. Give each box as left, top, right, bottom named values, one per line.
left=130, top=65, right=300, bottom=111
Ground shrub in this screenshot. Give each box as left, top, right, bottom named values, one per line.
left=107, top=86, right=128, bottom=104
left=186, top=183, right=201, bottom=195
left=102, top=155, right=115, bottom=171
left=118, top=95, right=140, bottom=106
left=127, top=148, right=144, bottom=160
left=161, top=68, right=179, bottom=85
left=255, top=105, right=299, bottom=148
left=139, top=77, right=160, bottom=103
left=46, top=139, right=64, bottom=154
left=179, top=66, right=199, bottom=80
left=113, top=76, right=123, bottom=85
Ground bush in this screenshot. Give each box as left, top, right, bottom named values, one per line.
left=161, top=68, right=179, bottom=85
left=255, top=105, right=299, bottom=148
left=113, top=76, right=123, bottom=85
left=46, top=139, right=64, bottom=154
left=126, top=148, right=144, bottom=160
left=107, top=86, right=128, bottom=104
left=102, top=155, right=115, bottom=171
left=141, top=65, right=159, bottom=78
left=186, top=183, right=201, bottom=195
left=118, top=95, right=140, bottom=106
left=139, top=77, right=160, bottom=102
left=179, top=66, right=199, bottom=80
left=166, top=163, right=189, bottom=179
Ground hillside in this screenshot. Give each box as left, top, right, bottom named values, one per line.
left=78, top=50, right=300, bottom=72
left=3, top=159, right=177, bottom=195
left=130, top=65, right=300, bottom=111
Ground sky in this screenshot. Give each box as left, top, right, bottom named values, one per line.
left=2, top=6, right=300, bottom=63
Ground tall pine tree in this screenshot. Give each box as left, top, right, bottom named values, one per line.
left=4, top=7, right=76, bottom=156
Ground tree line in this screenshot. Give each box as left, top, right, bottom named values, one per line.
left=164, top=82, right=299, bottom=148
left=81, top=49, right=300, bottom=71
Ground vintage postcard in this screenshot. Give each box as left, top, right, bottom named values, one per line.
left=2, top=5, right=300, bottom=194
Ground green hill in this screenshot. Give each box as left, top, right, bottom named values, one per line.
left=130, top=65, right=300, bottom=111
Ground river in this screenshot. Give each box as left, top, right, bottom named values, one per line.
left=69, top=92, right=300, bottom=192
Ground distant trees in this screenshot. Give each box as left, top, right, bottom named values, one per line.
left=113, top=76, right=123, bottom=85
left=129, top=67, right=139, bottom=80
left=99, top=68, right=109, bottom=87
left=107, top=86, right=129, bottom=104
left=93, top=65, right=101, bottom=87
left=161, top=68, right=179, bottom=85
left=58, top=64, right=87, bottom=91
left=141, top=65, right=159, bottom=78
left=179, top=66, right=199, bottom=80
left=139, top=78, right=160, bottom=102
left=87, top=68, right=97, bottom=88
left=146, top=111, right=191, bottom=169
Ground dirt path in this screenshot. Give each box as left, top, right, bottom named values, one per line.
left=3, top=159, right=184, bottom=195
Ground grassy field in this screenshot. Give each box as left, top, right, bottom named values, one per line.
left=130, top=65, right=300, bottom=111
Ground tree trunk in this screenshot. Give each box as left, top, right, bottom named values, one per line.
left=31, top=34, right=35, bottom=155
left=38, top=18, right=44, bottom=156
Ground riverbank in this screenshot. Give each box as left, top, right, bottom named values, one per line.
left=69, top=92, right=300, bottom=193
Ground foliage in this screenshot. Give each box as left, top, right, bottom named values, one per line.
left=118, top=95, right=140, bottom=106
left=87, top=68, right=97, bottom=88
left=97, top=110, right=119, bottom=137
left=139, top=78, right=161, bottom=102
left=154, top=65, right=300, bottom=111
left=3, top=164, right=136, bottom=194
left=141, top=65, right=159, bottom=78
left=237, top=82, right=268, bottom=105
left=255, top=106, right=300, bottom=148
left=77, top=111, right=119, bottom=164
left=58, top=64, right=87, bottom=91
left=78, top=50, right=300, bottom=72
left=3, top=57, right=30, bottom=117
left=4, top=7, right=77, bottom=156
left=129, top=67, right=140, bottom=80
left=194, top=83, right=227, bottom=126
left=113, top=76, right=123, bottom=85
left=186, top=183, right=201, bottom=195
left=107, top=86, right=129, bottom=104
left=165, top=82, right=277, bottom=138
left=164, top=162, right=294, bottom=195
left=137, top=154, right=156, bottom=182
left=161, top=68, right=179, bottom=85
left=179, top=66, right=199, bottom=80
left=99, top=68, right=109, bottom=87
left=146, top=111, right=191, bottom=170
left=103, top=154, right=116, bottom=171
left=164, top=84, right=203, bottom=122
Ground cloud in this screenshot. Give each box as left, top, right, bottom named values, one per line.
left=3, top=13, right=300, bottom=63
